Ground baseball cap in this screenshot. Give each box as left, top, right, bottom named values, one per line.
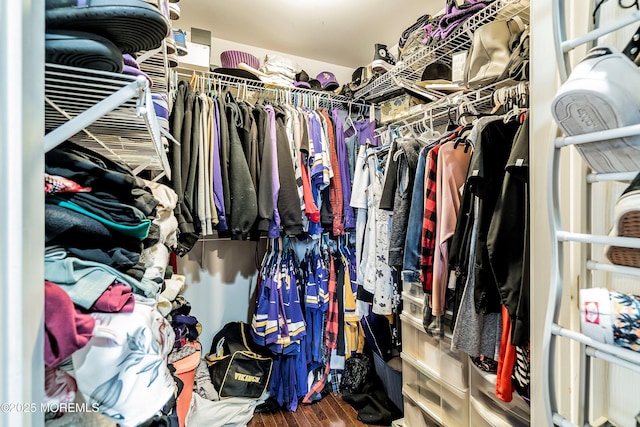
left=315, top=71, right=339, bottom=91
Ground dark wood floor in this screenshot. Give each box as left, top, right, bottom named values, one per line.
left=248, top=393, right=371, bottom=427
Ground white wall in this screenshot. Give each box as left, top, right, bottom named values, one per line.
left=187, top=34, right=355, bottom=88
left=177, top=239, right=266, bottom=351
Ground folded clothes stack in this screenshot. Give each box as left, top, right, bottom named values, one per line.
left=43, top=141, right=190, bottom=426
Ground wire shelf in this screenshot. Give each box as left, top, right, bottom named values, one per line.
left=138, top=40, right=169, bottom=96
left=375, top=80, right=525, bottom=136
left=354, top=0, right=531, bottom=102
left=45, top=63, right=171, bottom=176
left=174, top=69, right=370, bottom=110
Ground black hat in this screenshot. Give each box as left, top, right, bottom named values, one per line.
left=420, top=61, right=452, bottom=84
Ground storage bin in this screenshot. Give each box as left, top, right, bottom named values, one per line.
left=440, top=381, right=469, bottom=427
left=402, top=360, right=443, bottom=425
left=469, top=398, right=495, bottom=427
left=403, top=353, right=469, bottom=426
left=438, top=339, right=469, bottom=391
left=379, top=94, right=425, bottom=123
left=470, top=395, right=530, bottom=427
left=172, top=341, right=202, bottom=427
left=403, top=390, right=441, bottom=427
left=469, top=361, right=530, bottom=422
left=405, top=281, right=425, bottom=300
left=373, top=351, right=404, bottom=412
left=401, top=313, right=440, bottom=373
left=402, top=291, right=425, bottom=325
left=400, top=313, right=469, bottom=391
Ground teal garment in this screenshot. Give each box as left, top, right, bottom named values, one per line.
left=45, top=249, right=161, bottom=309
left=53, top=199, right=151, bottom=240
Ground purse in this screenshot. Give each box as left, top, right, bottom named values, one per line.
left=340, top=353, right=374, bottom=393
left=464, top=16, right=527, bottom=89
left=204, top=322, right=273, bottom=399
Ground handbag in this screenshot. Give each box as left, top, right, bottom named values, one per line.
left=340, top=353, right=374, bottom=393
left=204, top=322, right=273, bottom=399
left=464, top=16, right=526, bottom=89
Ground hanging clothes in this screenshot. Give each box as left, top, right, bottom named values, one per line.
left=360, top=148, right=394, bottom=316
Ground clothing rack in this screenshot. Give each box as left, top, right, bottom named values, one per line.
left=375, top=80, right=529, bottom=138
left=172, top=69, right=371, bottom=112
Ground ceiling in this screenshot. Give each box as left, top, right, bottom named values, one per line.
left=179, top=0, right=443, bottom=69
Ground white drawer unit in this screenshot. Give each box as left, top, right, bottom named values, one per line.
left=402, top=290, right=425, bottom=325
left=469, top=362, right=530, bottom=423
left=404, top=281, right=426, bottom=300
left=470, top=395, right=530, bottom=427
left=401, top=312, right=469, bottom=391
left=403, top=394, right=439, bottom=427
left=402, top=351, right=470, bottom=427
left=469, top=394, right=530, bottom=427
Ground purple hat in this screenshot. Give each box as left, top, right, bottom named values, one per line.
left=315, top=71, right=339, bottom=91
left=219, top=50, right=259, bottom=70
left=294, top=81, right=311, bottom=89
left=123, top=64, right=153, bottom=87
left=215, top=50, right=262, bottom=80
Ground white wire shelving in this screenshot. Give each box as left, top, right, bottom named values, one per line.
left=44, top=63, right=171, bottom=178
left=354, top=0, right=531, bottom=102
left=138, top=40, right=169, bottom=96
left=173, top=69, right=371, bottom=111
left=374, top=79, right=527, bottom=137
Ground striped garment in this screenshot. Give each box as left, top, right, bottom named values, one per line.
left=420, top=144, right=441, bottom=292
left=303, top=254, right=339, bottom=404
left=308, top=111, right=328, bottom=191
left=251, top=249, right=306, bottom=354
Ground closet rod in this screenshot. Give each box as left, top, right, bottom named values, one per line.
left=173, top=70, right=370, bottom=109
left=375, top=80, right=528, bottom=137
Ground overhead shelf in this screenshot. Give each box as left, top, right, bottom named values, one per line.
left=375, top=79, right=527, bottom=137
left=44, top=63, right=171, bottom=178
left=354, top=0, right=531, bottom=102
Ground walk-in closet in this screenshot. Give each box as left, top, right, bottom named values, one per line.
left=2, top=0, right=640, bottom=426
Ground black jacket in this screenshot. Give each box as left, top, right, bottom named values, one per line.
left=254, top=105, right=275, bottom=232
left=275, top=109, right=303, bottom=236
left=227, top=100, right=258, bottom=240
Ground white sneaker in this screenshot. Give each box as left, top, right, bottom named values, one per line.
left=551, top=46, right=640, bottom=173
left=605, top=172, right=640, bottom=268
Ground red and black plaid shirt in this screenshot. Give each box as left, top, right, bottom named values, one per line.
left=320, top=110, right=344, bottom=236
left=420, top=144, right=441, bottom=292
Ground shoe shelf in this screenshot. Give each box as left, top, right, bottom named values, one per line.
left=543, top=2, right=640, bottom=426
left=137, top=40, right=169, bottom=96
left=353, top=0, right=530, bottom=102
left=44, top=63, right=171, bottom=178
